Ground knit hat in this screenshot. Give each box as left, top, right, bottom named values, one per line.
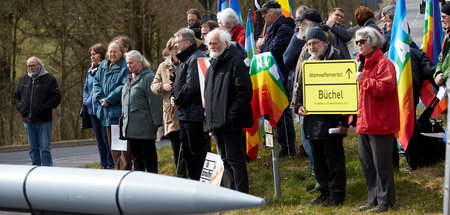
left=382, top=5, right=395, bottom=15
left=300, top=9, right=323, bottom=23
left=442, top=3, right=450, bottom=16
left=306, top=26, right=327, bottom=42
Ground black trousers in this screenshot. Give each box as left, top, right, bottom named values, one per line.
left=310, top=137, right=346, bottom=201
left=128, top=138, right=157, bottom=173
left=167, top=131, right=187, bottom=178
left=215, top=130, right=249, bottom=193
left=179, top=120, right=207, bottom=180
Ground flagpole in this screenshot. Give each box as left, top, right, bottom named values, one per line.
left=272, top=129, right=281, bottom=197
left=444, top=79, right=450, bottom=214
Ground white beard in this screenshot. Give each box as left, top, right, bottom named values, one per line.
left=209, top=48, right=225, bottom=59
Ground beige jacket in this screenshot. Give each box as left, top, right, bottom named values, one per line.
left=151, top=59, right=179, bottom=134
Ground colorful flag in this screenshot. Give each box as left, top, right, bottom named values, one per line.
left=276, top=0, right=292, bottom=18
left=218, top=0, right=227, bottom=13
left=245, top=52, right=289, bottom=160
left=388, top=0, right=415, bottom=150
left=421, top=0, right=447, bottom=118
left=229, top=0, right=243, bottom=25
left=245, top=9, right=257, bottom=67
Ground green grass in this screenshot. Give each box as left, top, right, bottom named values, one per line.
left=83, top=123, right=445, bottom=214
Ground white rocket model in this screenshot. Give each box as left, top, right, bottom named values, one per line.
left=0, top=164, right=265, bottom=214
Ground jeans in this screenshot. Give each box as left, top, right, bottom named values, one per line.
left=300, top=116, right=315, bottom=175
left=90, top=115, right=114, bottom=168
left=23, top=121, right=53, bottom=166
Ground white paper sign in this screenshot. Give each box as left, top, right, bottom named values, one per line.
left=265, top=134, right=274, bottom=147
left=111, top=125, right=127, bottom=151
left=200, top=152, right=224, bottom=186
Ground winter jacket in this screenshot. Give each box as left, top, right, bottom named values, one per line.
left=82, top=66, right=100, bottom=115
left=151, top=58, right=179, bottom=134
left=122, top=68, right=163, bottom=139
left=231, top=24, right=246, bottom=48
left=356, top=48, right=400, bottom=135
left=410, top=43, right=437, bottom=108
left=434, top=33, right=450, bottom=83
left=322, top=21, right=352, bottom=59
left=283, top=32, right=307, bottom=95
left=295, top=44, right=348, bottom=140
left=93, top=58, right=129, bottom=126
left=13, top=70, right=61, bottom=122
left=204, top=45, right=253, bottom=132
left=173, top=44, right=205, bottom=122
left=260, top=15, right=295, bottom=87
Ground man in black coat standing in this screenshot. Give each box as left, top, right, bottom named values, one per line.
left=256, top=0, right=296, bottom=157
left=204, top=29, right=253, bottom=193
left=172, top=28, right=206, bottom=180
left=13, top=56, right=61, bottom=166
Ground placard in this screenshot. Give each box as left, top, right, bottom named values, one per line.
left=200, top=152, right=224, bottom=186
left=111, top=125, right=127, bottom=151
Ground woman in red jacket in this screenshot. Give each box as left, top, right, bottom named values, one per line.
left=354, top=27, right=400, bottom=213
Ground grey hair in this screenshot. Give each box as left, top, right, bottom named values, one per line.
left=174, top=28, right=196, bottom=44
left=355, top=27, right=385, bottom=49
left=298, top=19, right=319, bottom=40
left=125, top=50, right=151, bottom=69
left=217, top=8, right=240, bottom=28
left=295, top=5, right=309, bottom=19
left=269, top=8, right=283, bottom=16
left=204, top=29, right=231, bottom=48
left=27, top=56, right=46, bottom=71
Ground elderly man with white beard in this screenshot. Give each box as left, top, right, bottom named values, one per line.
left=204, top=29, right=253, bottom=193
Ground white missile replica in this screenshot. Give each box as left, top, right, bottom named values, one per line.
left=0, top=164, right=265, bottom=214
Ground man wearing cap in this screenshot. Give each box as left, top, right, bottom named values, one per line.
left=295, top=26, right=348, bottom=207
left=434, top=3, right=450, bottom=86
left=256, top=0, right=296, bottom=158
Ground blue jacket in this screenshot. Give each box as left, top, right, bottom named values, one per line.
left=82, top=67, right=100, bottom=115
left=93, top=58, right=129, bottom=126
left=322, top=21, right=352, bottom=59
left=283, top=32, right=306, bottom=93
left=260, top=15, right=295, bottom=88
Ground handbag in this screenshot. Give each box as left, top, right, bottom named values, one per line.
left=79, top=104, right=92, bottom=129
left=80, top=83, right=93, bottom=129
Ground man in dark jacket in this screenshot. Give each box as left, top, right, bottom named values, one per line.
left=323, top=8, right=352, bottom=59
left=172, top=28, right=206, bottom=180
left=204, top=29, right=253, bottom=193
left=256, top=0, right=296, bottom=157
left=295, top=27, right=348, bottom=207
left=13, top=56, right=61, bottom=166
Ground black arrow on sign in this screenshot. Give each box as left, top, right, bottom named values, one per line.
left=346, top=68, right=352, bottom=79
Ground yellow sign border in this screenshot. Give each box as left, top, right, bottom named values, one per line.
left=302, top=59, right=358, bottom=114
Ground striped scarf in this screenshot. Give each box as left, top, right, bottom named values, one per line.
left=89, top=62, right=100, bottom=76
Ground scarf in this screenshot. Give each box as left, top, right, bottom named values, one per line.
left=89, top=62, right=100, bottom=76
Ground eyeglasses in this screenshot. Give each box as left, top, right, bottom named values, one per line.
left=355, top=39, right=367, bottom=45
left=27, top=64, right=38, bottom=68
left=307, top=41, right=321, bottom=47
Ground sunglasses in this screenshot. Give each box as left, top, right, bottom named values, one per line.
left=355, top=39, right=367, bottom=45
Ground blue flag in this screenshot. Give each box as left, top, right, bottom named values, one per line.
left=229, top=0, right=243, bottom=25
left=218, top=0, right=227, bottom=12
left=245, top=9, right=257, bottom=67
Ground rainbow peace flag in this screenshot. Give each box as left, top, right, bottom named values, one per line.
left=229, top=0, right=243, bottom=25
left=388, top=0, right=415, bottom=150
left=245, top=9, right=257, bottom=67
left=421, top=0, right=446, bottom=118
left=245, top=52, right=289, bottom=160
left=276, top=0, right=292, bottom=18
left=218, top=0, right=227, bottom=12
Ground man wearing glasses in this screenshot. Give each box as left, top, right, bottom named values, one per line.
left=324, top=8, right=352, bottom=59
left=13, top=56, right=61, bottom=166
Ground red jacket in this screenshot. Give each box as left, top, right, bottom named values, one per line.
left=356, top=48, right=400, bottom=135
left=231, top=24, right=246, bottom=48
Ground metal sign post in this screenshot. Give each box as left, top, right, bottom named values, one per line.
left=264, top=119, right=281, bottom=197
left=444, top=79, right=450, bottom=214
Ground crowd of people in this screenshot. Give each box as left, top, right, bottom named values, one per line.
left=13, top=1, right=450, bottom=213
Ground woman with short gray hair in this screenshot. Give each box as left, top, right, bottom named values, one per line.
left=122, top=50, right=163, bottom=173
left=354, top=27, right=398, bottom=213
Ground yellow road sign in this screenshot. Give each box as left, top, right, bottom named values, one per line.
left=302, top=60, right=358, bottom=114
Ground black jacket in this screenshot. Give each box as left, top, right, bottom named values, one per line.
left=204, top=45, right=253, bottom=132
left=173, top=44, right=205, bottom=122
left=410, top=42, right=437, bottom=109
left=13, top=72, right=61, bottom=122
left=295, top=45, right=348, bottom=140
left=260, top=15, right=295, bottom=88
